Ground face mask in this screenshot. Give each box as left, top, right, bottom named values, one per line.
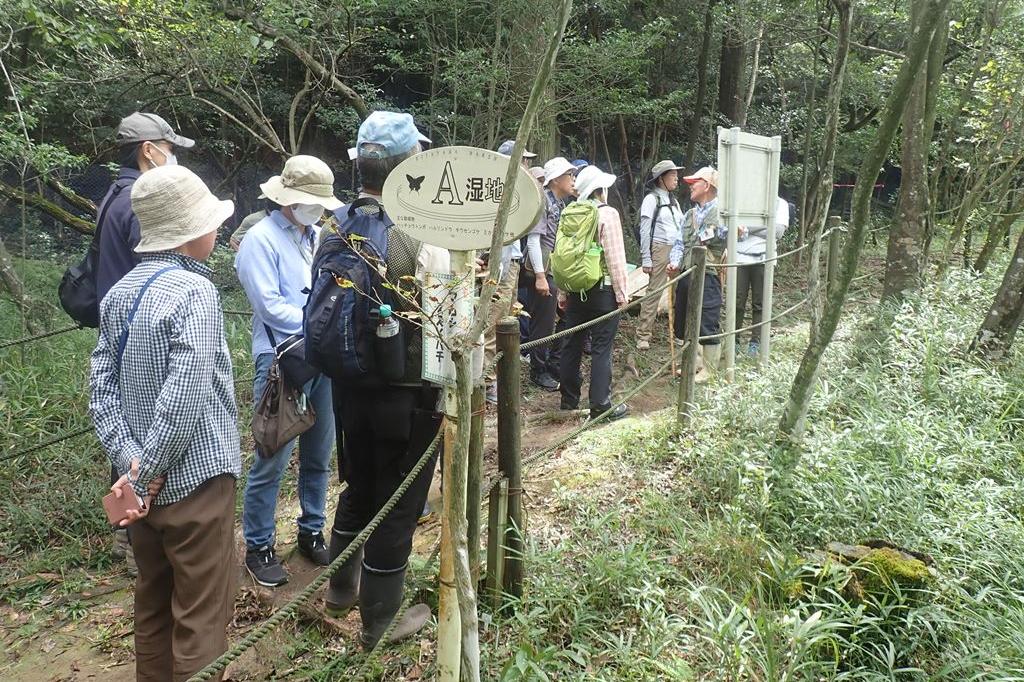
left=147, top=143, right=177, bottom=168
left=291, top=203, right=324, bottom=226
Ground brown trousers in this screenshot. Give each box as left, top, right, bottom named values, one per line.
left=131, top=474, right=237, bottom=682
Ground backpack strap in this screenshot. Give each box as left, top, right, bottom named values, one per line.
left=348, top=196, right=386, bottom=221
left=88, top=178, right=134, bottom=257
left=116, top=265, right=181, bottom=372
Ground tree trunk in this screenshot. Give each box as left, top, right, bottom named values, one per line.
left=0, top=231, right=42, bottom=334
left=0, top=179, right=95, bottom=234
left=686, top=0, right=716, bottom=167
left=882, top=0, right=947, bottom=300
left=973, top=193, right=1024, bottom=273
left=778, top=0, right=951, bottom=442
left=803, top=0, right=853, bottom=330
left=972, top=229, right=1024, bottom=360
left=737, top=25, right=764, bottom=128
left=717, top=21, right=746, bottom=125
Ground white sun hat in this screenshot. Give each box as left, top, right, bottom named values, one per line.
left=260, top=155, right=342, bottom=210
left=574, top=164, right=617, bottom=200
left=542, top=157, right=576, bottom=187
left=132, top=166, right=234, bottom=253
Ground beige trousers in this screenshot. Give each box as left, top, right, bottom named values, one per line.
left=637, top=242, right=673, bottom=343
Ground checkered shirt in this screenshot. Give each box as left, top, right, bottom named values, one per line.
left=89, top=253, right=241, bottom=505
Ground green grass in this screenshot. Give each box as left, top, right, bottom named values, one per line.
left=474, top=260, right=1024, bottom=680
left=0, top=247, right=255, bottom=594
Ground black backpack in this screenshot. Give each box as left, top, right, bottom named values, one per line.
left=303, top=198, right=397, bottom=383
left=633, top=192, right=679, bottom=256
left=58, top=179, right=130, bottom=328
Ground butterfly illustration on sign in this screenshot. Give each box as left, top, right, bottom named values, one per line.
left=407, top=174, right=425, bottom=192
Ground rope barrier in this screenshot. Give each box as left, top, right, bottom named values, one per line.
left=695, top=224, right=843, bottom=271
left=187, top=427, right=443, bottom=681
left=520, top=265, right=697, bottom=352
left=223, top=309, right=253, bottom=317
left=0, top=425, right=94, bottom=463
left=697, top=297, right=811, bottom=342
left=0, top=324, right=83, bottom=351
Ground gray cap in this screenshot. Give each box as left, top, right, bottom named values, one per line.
left=497, top=139, right=537, bottom=158
left=649, top=159, right=684, bottom=180
left=116, top=112, right=196, bottom=149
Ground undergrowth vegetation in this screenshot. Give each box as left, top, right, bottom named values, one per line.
left=483, top=262, right=1024, bottom=681
left=0, top=251, right=253, bottom=601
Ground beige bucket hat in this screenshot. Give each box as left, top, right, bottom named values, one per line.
left=132, top=166, right=234, bottom=253
left=260, top=155, right=342, bottom=210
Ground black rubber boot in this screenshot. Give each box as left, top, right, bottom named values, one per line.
left=359, top=563, right=431, bottom=651
left=324, top=529, right=361, bottom=617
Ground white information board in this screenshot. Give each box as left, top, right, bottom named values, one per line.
left=382, top=146, right=544, bottom=250
left=421, top=270, right=475, bottom=386
left=717, top=126, right=781, bottom=379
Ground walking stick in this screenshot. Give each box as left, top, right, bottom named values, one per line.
left=668, top=280, right=676, bottom=377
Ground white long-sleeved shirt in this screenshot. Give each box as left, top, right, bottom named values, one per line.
left=638, top=188, right=684, bottom=268
left=736, top=197, right=790, bottom=264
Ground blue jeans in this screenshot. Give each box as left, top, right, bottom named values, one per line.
left=242, top=352, right=336, bottom=549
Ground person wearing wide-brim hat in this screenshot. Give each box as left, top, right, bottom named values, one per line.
left=234, top=155, right=341, bottom=587
left=89, top=165, right=241, bottom=681
left=557, top=165, right=631, bottom=421
left=635, top=159, right=685, bottom=351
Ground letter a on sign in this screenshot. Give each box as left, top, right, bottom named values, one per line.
left=431, top=160, right=464, bottom=206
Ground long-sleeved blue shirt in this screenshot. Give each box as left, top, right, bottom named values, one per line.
left=234, top=210, right=318, bottom=358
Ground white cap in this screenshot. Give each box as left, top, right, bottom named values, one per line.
left=132, top=166, right=234, bottom=253
left=543, top=157, right=575, bottom=187
left=574, top=165, right=617, bottom=200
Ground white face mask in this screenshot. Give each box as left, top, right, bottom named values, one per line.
left=147, top=143, right=177, bottom=168
left=291, top=203, right=324, bottom=226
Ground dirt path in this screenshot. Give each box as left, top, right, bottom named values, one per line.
left=0, top=300, right=816, bottom=680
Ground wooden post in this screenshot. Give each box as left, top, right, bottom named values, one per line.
left=677, top=247, right=707, bottom=427
left=495, top=317, right=524, bottom=604
left=467, top=384, right=484, bottom=586
left=825, top=216, right=842, bottom=293
left=485, top=478, right=509, bottom=609
left=438, top=251, right=475, bottom=681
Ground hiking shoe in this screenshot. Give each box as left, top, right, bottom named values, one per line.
left=592, top=404, right=629, bottom=422
left=113, top=529, right=138, bottom=577
left=530, top=372, right=559, bottom=391
left=298, top=531, right=330, bottom=566
left=485, top=383, right=498, bottom=405
left=246, top=546, right=289, bottom=586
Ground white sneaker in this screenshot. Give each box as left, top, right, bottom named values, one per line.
left=636, top=340, right=650, bottom=350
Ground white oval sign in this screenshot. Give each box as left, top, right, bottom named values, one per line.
left=381, top=146, right=544, bottom=250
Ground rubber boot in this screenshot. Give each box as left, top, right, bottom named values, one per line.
left=359, top=563, right=431, bottom=651
left=692, top=345, right=709, bottom=382
left=701, top=343, right=721, bottom=382
left=324, top=529, right=362, bottom=617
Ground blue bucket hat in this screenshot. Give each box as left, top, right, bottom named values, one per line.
left=356, top=111, right=431, bottom=159
left=496, top=139, right=538, bottom=158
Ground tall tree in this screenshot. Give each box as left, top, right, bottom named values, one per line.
left=972, top=228, right=1024, bottom=360
left=778, top=0, right=953, bottom=441
left=882, top=0, right=948, bottom=300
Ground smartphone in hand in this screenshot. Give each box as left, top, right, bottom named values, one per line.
left=102, top=489, right=145, bottom=527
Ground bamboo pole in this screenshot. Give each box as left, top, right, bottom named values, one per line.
left=495, top=317, right=524, bottom=604
left=668, top=284, right=677, bottom=377
left=485, top=478, right=509, bottom=610
left=677, top=247, right=707, bottom=427
left=467, top=384, right=485, bottom=586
